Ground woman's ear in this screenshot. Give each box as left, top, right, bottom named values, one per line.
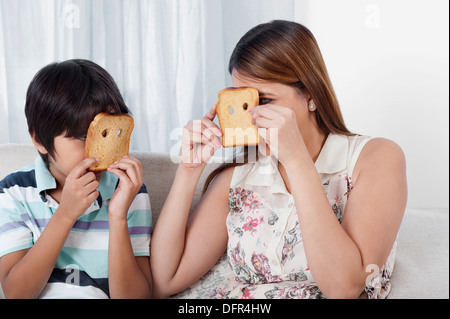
left=30, top=132, right=48, bottom=155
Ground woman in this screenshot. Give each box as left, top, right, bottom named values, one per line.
left=150, top=20, right=407, bottom=299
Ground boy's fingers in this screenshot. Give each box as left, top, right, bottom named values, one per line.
left=84, top=179, right=100, bottom=195
left=78, top=171, right=97, bottom=186
left=110, top=163, right=139, bottom=185
left=86, top=190, right=100, bottom=203
left=108, top=158, right=143, bottom=186
left=110, top=157, right=143, bottom=176
left=70, top=158, right=99, bottom=178
left=107, top=167, right=132, bottom=187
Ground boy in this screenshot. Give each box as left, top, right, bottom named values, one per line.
left=0, top=59, right=152, bottom=298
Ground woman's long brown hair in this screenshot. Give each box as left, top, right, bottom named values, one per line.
left=203, top=20, right=353, bottom=194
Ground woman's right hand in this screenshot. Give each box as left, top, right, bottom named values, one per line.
left=180, top=105, right=222, bottom=169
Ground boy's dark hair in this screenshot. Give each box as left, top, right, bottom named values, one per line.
left=25, top=59, right=131, bottom=164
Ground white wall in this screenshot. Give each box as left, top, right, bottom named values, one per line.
left=295, top=0, right=449, bottom=208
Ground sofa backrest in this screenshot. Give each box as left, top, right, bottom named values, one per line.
left=132, top=150, right=221, bottom=222
left=0, top=144, right=222, bottom=224
left=0, top=144, right=39, bottom=179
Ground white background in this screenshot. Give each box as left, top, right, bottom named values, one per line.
left=291, top=0, right=449, bottom=209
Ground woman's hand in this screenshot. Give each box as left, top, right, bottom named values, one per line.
left=250, top=104, right=304, bottom=165
left=180, top=105, right=222, bottom=169
left=107, top=156, right=143, bottom=221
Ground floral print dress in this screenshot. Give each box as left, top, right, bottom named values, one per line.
left=211, top=134, right=397, bottom=299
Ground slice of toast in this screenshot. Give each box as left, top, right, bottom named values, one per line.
left=85, top=113, right=134, bottom=172
left=216, top=87, right=259, bottom=148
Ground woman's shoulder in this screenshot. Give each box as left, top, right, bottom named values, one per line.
left=361, top=137, right=405, bottom=161
left=352, top=137, right=406, bottom=183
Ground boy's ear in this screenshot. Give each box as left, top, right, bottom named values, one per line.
left=30, top=132, right=48, bottom=155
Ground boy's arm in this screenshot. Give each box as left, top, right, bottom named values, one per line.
left=107, top=156, right=152, bottom=299
left=0, top=211, right=78, bottom=298
left=0, top=158, right=100, bottom=298
left=108, top=219, right=152, bottom=299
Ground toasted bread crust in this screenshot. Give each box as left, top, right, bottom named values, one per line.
left=85, top=113, right=134, bottom=172
left=84, top=113, right=109, bottom=161
left=216, top=87, right=259, bottom=148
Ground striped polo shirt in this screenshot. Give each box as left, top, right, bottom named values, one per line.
left=0, top=156, right=152, bottom=298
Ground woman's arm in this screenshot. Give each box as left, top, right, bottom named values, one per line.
left=284, top=137, right=407, bottom=299
left=150, top=105, right=230, bottom=298
left=150, top=165, right=232, bottom=298
left=252, top=104, right=407, bottom=298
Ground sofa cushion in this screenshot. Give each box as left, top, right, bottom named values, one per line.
left=388, top=208, right=449, bottom=299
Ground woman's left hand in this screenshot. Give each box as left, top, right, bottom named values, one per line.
left=107, top=156, right=143, bottom=221
left=250, top=104, right=304, bottom=165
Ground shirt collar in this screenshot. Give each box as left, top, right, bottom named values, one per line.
left=35, top=156, right=118, bottom=201
left=243, top=134, right=349, bottom=191
left=245, top=154, right=288, bottom=195
left=35, top=156, right=57, bottom=195
left=98, top=171, right=119, bottom=200
left=314, top=134, right=348, bottom=174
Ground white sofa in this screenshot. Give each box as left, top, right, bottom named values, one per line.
left=0, top=144, right=448, bottom=299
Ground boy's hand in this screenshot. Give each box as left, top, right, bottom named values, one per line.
left=58, top=158, right=100, bottom=223
left=107, top=156, right=143, bottom=221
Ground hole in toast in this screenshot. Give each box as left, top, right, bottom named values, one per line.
left=229, top=105, right=235, bottom=115
left=102, top=129, right=108, bottom=138
left=242, top=103, right=248, bottom=111
left=116, top=129, right=122, bottom=137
